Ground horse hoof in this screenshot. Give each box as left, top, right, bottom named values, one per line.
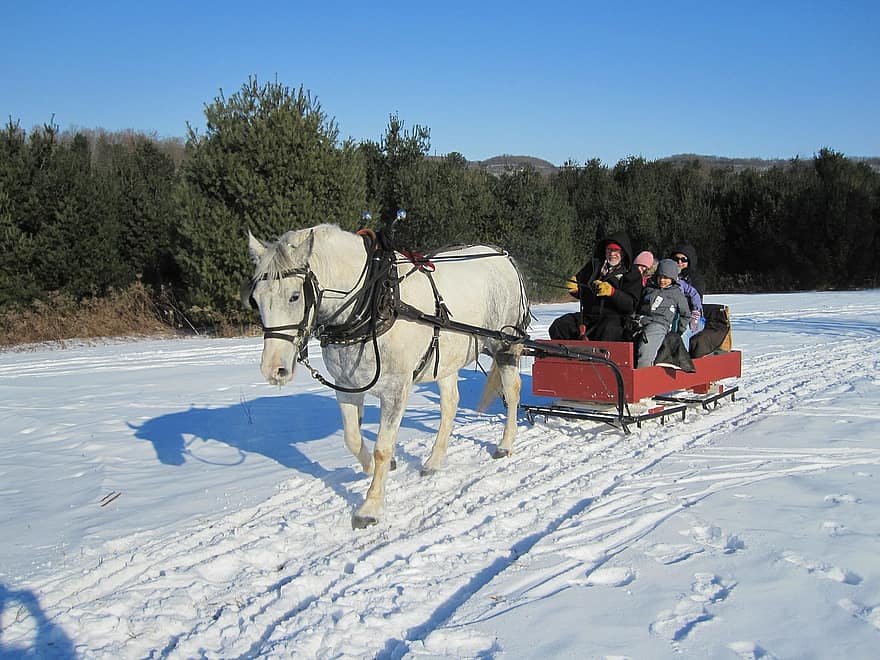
left=420, top=466, right=437, bottom=477
left=390, top=457, right=397, bottom=471
left=492, top=447, right=511, bottom=459
left=351, top=514, right=378, bottom=530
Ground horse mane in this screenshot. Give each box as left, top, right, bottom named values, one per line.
left=253, top=224, right=347, bottom=281
left=299, top=224, right=358, bottom=278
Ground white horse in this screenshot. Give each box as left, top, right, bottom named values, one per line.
left=245, top=224, right=530, bottom=528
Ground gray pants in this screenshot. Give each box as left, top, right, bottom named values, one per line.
left=637, top=324, right=668, bottom=368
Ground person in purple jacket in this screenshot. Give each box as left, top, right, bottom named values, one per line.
left=669, top=244, right=705, bottom=345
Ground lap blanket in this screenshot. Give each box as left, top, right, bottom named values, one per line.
left=689, top=303, right=732, bottom=359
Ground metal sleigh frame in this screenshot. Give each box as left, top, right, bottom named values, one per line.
left=519, top=339, right=742, bottom=434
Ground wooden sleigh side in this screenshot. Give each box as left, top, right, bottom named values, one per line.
left=521, top=338, right=742, bottom=433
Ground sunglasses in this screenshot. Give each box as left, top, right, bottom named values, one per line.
left=673, top=255, right=689, bottom=263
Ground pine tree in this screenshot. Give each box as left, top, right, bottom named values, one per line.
left=175, top=77, right=367, bottom=322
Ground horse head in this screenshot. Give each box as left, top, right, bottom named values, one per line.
left=245, top=229, right=317, bottom=386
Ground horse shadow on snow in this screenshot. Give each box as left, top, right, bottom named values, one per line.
left=0, top=584, right=76, bottom=659
left=130, top=368, right=530, bottom=506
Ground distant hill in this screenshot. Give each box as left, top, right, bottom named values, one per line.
left=432, top=153, right=880, bottom=175
left=656, top=153, right=880, bottom=173
left=468, top=155, right=559, bottom=177
left=658, top=153, right=792, bottom=171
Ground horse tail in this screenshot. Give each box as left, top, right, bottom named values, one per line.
left=478, top=343, right=523, bottom=412
left=478, top=363, right=502, bottom=412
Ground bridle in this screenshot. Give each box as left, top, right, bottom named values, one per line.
left=247, top=267, right=320, bottom=345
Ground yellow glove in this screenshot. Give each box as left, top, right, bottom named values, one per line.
left=565, top=278, right=579, bottom=295
left=593, top=280, right=614, bottom=297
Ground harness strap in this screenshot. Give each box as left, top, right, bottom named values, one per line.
left=317, top=233, right=400, bottom=346
left=301, top=231, right=398, bottom=393
left=410, top=268, right=448, bottom=381
left=395, top=301, right=528, bottom=346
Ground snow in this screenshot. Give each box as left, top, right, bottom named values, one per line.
left=1, top=290, right=879, bottom=659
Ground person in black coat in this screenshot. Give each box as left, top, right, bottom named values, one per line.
left=668, top=243, right=706, bottom=298
left=549, top=231, right=643, bottom=341
left=669, top=243, right=708, bottom=347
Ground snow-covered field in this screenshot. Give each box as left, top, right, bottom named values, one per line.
left=2, top=291, right=879, bottom=659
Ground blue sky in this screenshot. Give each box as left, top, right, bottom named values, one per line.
left=3, top=1, right=878, bottom=165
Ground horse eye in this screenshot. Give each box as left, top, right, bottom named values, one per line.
left=289, top=292, right=301, bottom=303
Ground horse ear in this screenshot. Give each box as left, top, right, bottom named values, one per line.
left=247, top=231, right=269, bottom=264
left=289, top=229, right=315, bottom=264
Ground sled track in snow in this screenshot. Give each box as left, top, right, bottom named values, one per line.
left=27, top=330, right=880, bottom=658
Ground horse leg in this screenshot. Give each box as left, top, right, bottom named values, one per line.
left=336, top=391, right=372, bottom=474
left=352, top=381, right=410, bottom=529
left=493, top=349, right=522, bottom=459
left=421, top=372, right=459, bottom=475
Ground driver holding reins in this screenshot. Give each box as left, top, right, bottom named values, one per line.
left=549, top=232, right=643, bottom=342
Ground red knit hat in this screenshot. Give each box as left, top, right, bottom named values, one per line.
left=606, top=242, right=622, bottom=251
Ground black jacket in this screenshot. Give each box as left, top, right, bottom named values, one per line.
left=571, top=232, right=643, bottom=341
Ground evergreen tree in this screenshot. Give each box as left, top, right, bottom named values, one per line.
left=553, top=158, right=613, bottom=264
left=381, top=152, right=497, bottom=250
left=106, top=138, right=180, bottom=288
left=0, top=120, right=39, bottom=306
left=359, top=114, right=431, bottom=235
left=175, top=77, right=367, bottom=322
left=31, top=132, right=128, bottom=298
left=807, top=149, right=878, bottom=286
left=610, top=156, right=665, bottom=251
left=489, top=168, right=577, bottom=299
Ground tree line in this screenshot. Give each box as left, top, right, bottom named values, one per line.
left=2, top=77, right=878, bottom=331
